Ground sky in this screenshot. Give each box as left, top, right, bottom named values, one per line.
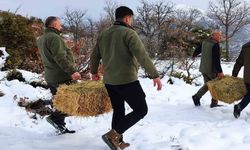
left=0, top=0, right=212, bottom=20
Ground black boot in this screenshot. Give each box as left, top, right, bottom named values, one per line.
left=210, top=99, right=223, bottom=108
left=58, top=125, right=76, bottom=134
left=192, top=95, right=200, bottom=106
left=46, top=116, right=75, bottom=134
left=233, top=104, right=241, bottom=119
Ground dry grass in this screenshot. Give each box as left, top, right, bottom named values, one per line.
left=53, top=80, right=112, bottom=117
left=207, top=76, right=247, bottom=104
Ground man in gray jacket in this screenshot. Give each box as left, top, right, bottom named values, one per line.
left=38, top=16, right=81, bottom=134
left=192, top=31, right=224, bottom=108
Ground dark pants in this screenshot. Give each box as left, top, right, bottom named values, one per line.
left=105, top=81, right=148, bottom=134
left=47, top=80, right=72, bottom=126
left=195, top=73, right=218, bottom=103
left=238, top=83, right=250, bottom=111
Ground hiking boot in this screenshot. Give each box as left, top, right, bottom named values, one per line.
left=46, top=116, right=75, bottom=134
left=119, top=135, right=130, bottom=149
left=102, top=129, right=122, bottom=150
left=210, top=103, right=223, bottom=108
left=192, top=95, right=200, bottom=106
left=233, top=104, right=241, bottom=119
left=210, top=100, right=223, bottom=108
left=58, top=125, right=76, bottom=134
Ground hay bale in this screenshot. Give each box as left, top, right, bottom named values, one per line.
left=207, top=76, right=247, bottom=104
left=53, top=81, right=112, bottom=117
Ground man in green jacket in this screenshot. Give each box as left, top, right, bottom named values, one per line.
left=232, top=42, right=250, bottom=118
left=192, top=31, right=224, bottom=108
left=37, top=16, right=81, bottom=134
left=90, top=6, right=162, bottom=150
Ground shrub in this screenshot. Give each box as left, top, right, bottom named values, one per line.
left=0, top=11, right=43, bottom=73
left=171, top=71, right=194, bottom=84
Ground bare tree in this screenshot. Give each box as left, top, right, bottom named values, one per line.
left=208, top=0, right=250, bottom=61
left=175, top=8, right=202, bottom=32
left=85, top=18, right=97, bottom=49
left=103, top=0, right=118, bottom=23
left=135, top=0, right=174, bottom=57
left=63, top=7, right=87, bottom=41
left=95, top=0, right=118, bottom=34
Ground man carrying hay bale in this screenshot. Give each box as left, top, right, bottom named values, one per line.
left=192, top=30, right=224, bottom=108
left=232, top=42, right=250, bottom=119
left=37, top=16, right=81, bottom=134
left=90, top=6, right=162, bottom=150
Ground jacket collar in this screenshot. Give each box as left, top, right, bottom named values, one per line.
left=114, top=20, right=134, bottom=30
left=45, top=27, right=61, bottom=35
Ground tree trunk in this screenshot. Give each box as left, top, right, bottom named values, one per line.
left=225, top=26, right=230, bottom=61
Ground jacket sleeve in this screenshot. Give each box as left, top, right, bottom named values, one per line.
left=212, top=43, right=223, bottom=73
left=126, top=30, right=159, bottom=78
left=50, top=37, right=76, bottom=74
left=232, top=48, right=244, bottom=77
left=193, top=44, right=202, bottom=57
left=90, top=38, right=101, bottom=74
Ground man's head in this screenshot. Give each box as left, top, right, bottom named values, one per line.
left=211, top=30, right=223, bottom=42
left=45, top=16, right=62, bottom=31
left=115, top=6, right=134, bottom=26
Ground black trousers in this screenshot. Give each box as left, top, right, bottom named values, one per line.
left=238, top=83, right=250, bottom=111
left=47, top=80, right=72, bottom=126
left=105, top=80, right=148, bottom=134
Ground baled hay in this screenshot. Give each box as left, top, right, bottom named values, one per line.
left=207, top=76, right=247, bottom=104
left=53, top=81, right=112, bottom=117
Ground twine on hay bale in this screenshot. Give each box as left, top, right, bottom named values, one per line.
left=207, top=75, right=247, bottom=104
left=53, top=80, right=112, bottom=117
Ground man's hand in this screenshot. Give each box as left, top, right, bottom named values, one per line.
left=153, top=77, right=162, bottom=91
left=217, top=72, right=224, bottom=79
left=71, top=72, right=81, bottom=80
left=92, top=74, right=101, bottom=81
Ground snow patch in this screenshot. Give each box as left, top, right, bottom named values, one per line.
left=0, top=47, right=9, bottom=69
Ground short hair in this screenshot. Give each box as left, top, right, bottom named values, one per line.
left=115, top=6, right=134, bottom=20
left=211, top=30, right=222, bottom=37
left=45, top=16, right=58, bottom=28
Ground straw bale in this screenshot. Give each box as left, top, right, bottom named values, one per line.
left=53, top=81, right=112, bottom=117
left=207, top=76, right=247, bottom=104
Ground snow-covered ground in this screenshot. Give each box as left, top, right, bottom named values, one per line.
left=0, top=47, right=249, bottom=150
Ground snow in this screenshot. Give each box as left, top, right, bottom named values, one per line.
left=0, top=47, right=9, bottom=69
left=0, top=47, right=249, bottom=150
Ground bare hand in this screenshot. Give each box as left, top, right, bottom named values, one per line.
left=71, top=72, right=81, bottom=80
left=92, top=74, right=101, bottom=81
left=153, top=77, right=162, bottom=91
left=217, top=72, right=224, bottom=79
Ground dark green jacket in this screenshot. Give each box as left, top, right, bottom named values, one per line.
left=199, top=38, right=222, bottom=74
left=37, top=28, right=75, bottom=84
left=90, top=23, right=159, bottom=85
left=233, top=42, right=250, bottom=83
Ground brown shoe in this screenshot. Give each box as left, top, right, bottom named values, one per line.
left=119, top=135, right=130, bottom=149
left=102, top=129, right=121, bottom=150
